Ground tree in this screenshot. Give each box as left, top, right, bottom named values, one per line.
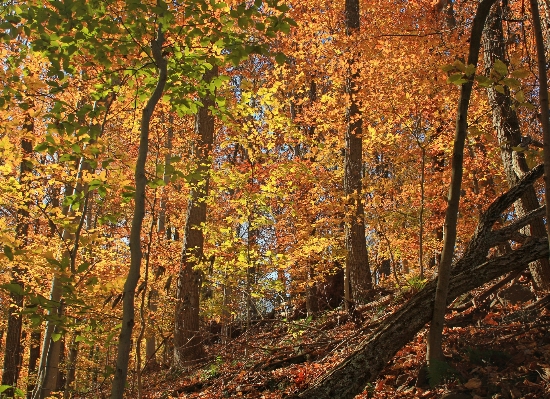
left=110, top=24, right=167, bottom=399
left=173, top=65, right=217, bottom=366
left=482, top=2, right=550, bottom=290
left=343, top=0, right=373, bottom=310
left=2, top=115, right=33, bottom=395
left=427, top=0, right=498, bottom=365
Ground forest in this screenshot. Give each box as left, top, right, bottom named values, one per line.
left=1, top=0, right=550, bottom=397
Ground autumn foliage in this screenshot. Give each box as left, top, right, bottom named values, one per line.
left=0, top=0, right=549, bottom=397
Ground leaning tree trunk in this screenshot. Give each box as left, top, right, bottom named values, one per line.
left=2, top=116, right=33, bottom=395
left=482, top=3, right=550, bottom=289
left=110, top=27, right=167, bottom=399
left=343, top=0, right=372, bottom=310
left=427, top=0, right=498, bottom=364
left=295, top=164, right=547, bottom=399
left=173, top=65, right=218, bottom=367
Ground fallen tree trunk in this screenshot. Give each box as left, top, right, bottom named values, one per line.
left=294, top=165, right=547, bottom=399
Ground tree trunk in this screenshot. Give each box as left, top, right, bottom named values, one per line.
left=2, top=119, right=34, bottom=394
left=63, top=332, right=79, bottom=399
left=344, top=0, right=372, bottom=309
left=482, top=3, right=550, bottom=289
left=56, top=335, right=66, bottom=391
left=26, top=330, right=41, bottom=399
left=33, top=281, right=63, bottom=399
left=147, top=116, right=174, bottom=368
left=530, top=0, right=550, bottom=259
left=110, top=27, right=167, bottom=399
left=306, top=264, right=319, bottom=316
left=173, top=65, right=218, bottom=367
left=145, top=289, right=158, bottom=367
left=295, top=165, right=546, bottom=399
left=427, top=0, right=498, bottom=364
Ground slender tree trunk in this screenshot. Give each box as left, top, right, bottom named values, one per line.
left=26, top=331, right=41, bottom=399
left=173, top=65, right=218, bottom=367
left=482, top=3, right=550, bottom=289
left=110, top=27, right=167, bottom=399
left=530, top=0, right=550, bottom=255
left=419, top=144, right=426, bottom=279
left=34, top=186, right=86, bottom=397
left=146, top=117, right=173, bottom=368
left=2, top=119, right=33, bottom=394
left=427, top=0, right=498, bottom=364
left=62, top=332, right=79, bottom=399
left=221, top=278, right=232, bottom=344
left=145, top=289, right=158, bottom=367
left=34, top=91, right=116, bottom=399
left=306, top=264, right=319, bottom=316
left=344, top=0, right=372, bottom=310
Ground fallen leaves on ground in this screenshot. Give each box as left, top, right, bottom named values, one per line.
left=99, top=284, right=550, bottom=399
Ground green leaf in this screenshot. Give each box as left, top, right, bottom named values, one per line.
left=475, top=75, right=492, bottom=87
left=3, top=245, right=13, bottom=261
left=494, top=85, right=505, bottom=94
left=447, top=73, right=467, bottom=85
left=511, top=68, right=530, bottom=79
left=75, top=334, right=93, bottom=345
left=86, top=276, right=99, bottom=286
left=0, top=386, right=12, bottom=394
left=493, top=59, right=508, bottom=77
left=0, top=283, right=24, bottom=296
left=98, top=185, right=107, bottom=198
left=121, top=185, right=136, bottom=203
left=501, top=78, right=520, bottom=89
left=515, top=90, right=525, bottom=103
left=51, top=332, right=62, bottom=342
left=71, top=143, right=81, bottom=154
left=34, top=142, right=50, bottom=152
left=77, top=261, right=90, bottom=273
left=30, top=316, right=41, bottom=327
left=238, top=17, right=249, bottom=29
left=464, top=64, right=476, bottom=77
left=452, top=60, right=465, bottom=72
left=89, top=178, right=103, bottom=189
left=147, top=178, right=166, bottom=189
left=275, top=52, right=286, bottom=65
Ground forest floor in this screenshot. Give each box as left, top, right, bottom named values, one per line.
left=135, top=280, right=550, bottom=399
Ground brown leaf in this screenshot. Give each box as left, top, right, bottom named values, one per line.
left=464, top=378, right=482, bottom=389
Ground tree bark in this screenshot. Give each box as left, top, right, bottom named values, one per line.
left=427, top=0, right=498, bottom=364
left=344, top=0, right=372, bottom=310
left=2, top=119, right=33, bottom=394
left=63, top=332, right=79, bottom=399
left=482, top=3, right=550, bottom=289
left=530, top=0, right=550, bottom=258
left=110, top=27, right=167, bottom=399
left=295, top=165, right=547, bottom=399
left=26, top=331, right=41, bottom=399
left=173, top=65, right=218, bottom=367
